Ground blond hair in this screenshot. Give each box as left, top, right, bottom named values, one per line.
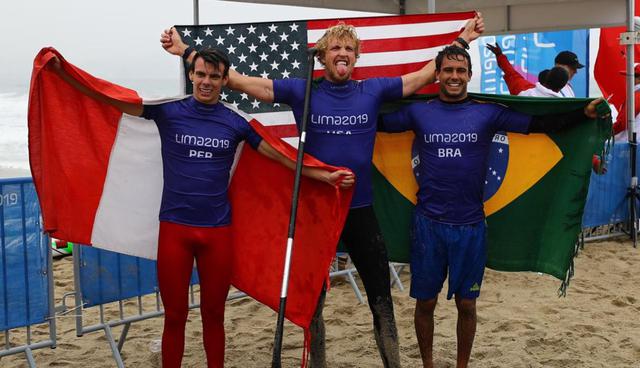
left=315, top=22, right=361, bottom=65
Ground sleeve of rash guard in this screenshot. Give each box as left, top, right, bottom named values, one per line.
left=378, top=104, right=414, bottom=133
left=272, top=78, right=306, bottom=105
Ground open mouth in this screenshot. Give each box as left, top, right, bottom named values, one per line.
left=198, top=87, right=213, bottom=96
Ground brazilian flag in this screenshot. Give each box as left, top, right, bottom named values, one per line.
left=372, top=93, right=611, bottom=291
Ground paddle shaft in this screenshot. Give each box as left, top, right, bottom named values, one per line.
left=271, top=47, right=318, bottom=368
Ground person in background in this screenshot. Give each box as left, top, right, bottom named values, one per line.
left=486, top=43, right=580, bottom=97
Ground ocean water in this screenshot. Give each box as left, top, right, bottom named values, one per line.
left=0, top=79, right=181, bottom=177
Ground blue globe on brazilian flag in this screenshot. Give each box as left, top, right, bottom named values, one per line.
left=372, top=94, right=611, bottom=289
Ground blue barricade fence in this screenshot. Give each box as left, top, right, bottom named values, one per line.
left=77, top=245, right=199, bottom=308
left=582, top=143, right=635, bottom=228
left=0, top=177, right=55, bottom=367
left=0, top=177, right=50, bottom=331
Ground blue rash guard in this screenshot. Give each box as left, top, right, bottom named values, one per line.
left=273, top=77, right=403, bottom=208
left=380, top=98, right=532, bottom=225
left=142, top=97, right=262, bottom=227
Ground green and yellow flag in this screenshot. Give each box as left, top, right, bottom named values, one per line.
left=372, top=93, right=611, bottom=291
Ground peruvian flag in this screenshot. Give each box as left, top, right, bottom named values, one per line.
left=28, top=47, right=353, bottom=329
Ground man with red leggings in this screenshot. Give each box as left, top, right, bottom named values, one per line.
left=49, top=48, right=353, bottom=367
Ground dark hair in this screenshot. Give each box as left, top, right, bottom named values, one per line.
left=537, top=69, right=549, bottom=84
left=543, top=66, right=569, bottom=93
left=435, top=45, right=472, bottom=73
left=189, top=48, right=230, bottom=77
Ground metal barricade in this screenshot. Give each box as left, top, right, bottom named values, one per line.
left=581, top=143, right=636, bottom=243
left=0, top=177, right=55, bottom=367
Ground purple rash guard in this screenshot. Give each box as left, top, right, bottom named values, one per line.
left=142, top=97, right=262, bottom=227
left=380, top=98, right=533, bottom=224
left=273, top=77, right=403, bottom=208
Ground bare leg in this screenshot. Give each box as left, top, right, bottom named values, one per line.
left=309, top=287, right=327, bottom=368
left=415, top=298, right=437, bottom=368
left=454, top=296, right=477, bottom=368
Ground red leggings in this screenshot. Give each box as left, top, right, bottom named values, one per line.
left=157, top=221, right=232, bottom=368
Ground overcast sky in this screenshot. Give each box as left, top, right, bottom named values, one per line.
left=2, top=0, right=380, bottom=92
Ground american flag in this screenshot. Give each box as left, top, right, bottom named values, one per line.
left=175, top=11, right=474, bottom=139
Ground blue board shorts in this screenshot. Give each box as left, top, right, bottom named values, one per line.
left=410, top=211, right=487, bottom=300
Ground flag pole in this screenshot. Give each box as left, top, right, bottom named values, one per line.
left=624, top=0, right=638, bottom=247
left=271, top=47, right=318, bottom=368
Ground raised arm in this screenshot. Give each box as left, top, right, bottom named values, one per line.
left=400, top=12, right=485, bottom=97
left=486, top=43, right=534, bottom=95
left=160, top=27, right=275, bottom=102
left=46, top=56, right=143, bottom=116
left=257, top=140, right=355, bottom=188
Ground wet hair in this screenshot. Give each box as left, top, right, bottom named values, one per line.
left=542, top=66, right=569, bottom=92
left=188, top=48, right=230, bottom=77
left=314, top=22, right=361, bottom=65
left=435, top=46, right=472, bottom=73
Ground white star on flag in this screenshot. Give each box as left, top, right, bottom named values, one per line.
left=181, top=28, right=192, bottom=37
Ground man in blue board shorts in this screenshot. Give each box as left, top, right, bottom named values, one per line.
left=379, top=45, right=602, bottom=368
left=162, top=16, right=484, bottom=367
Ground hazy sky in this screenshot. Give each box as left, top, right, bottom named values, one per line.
left=2, top=0, right=380, bottom=92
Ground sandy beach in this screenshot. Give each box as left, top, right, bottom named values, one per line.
left=1, top=238, right=639, bottom=367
